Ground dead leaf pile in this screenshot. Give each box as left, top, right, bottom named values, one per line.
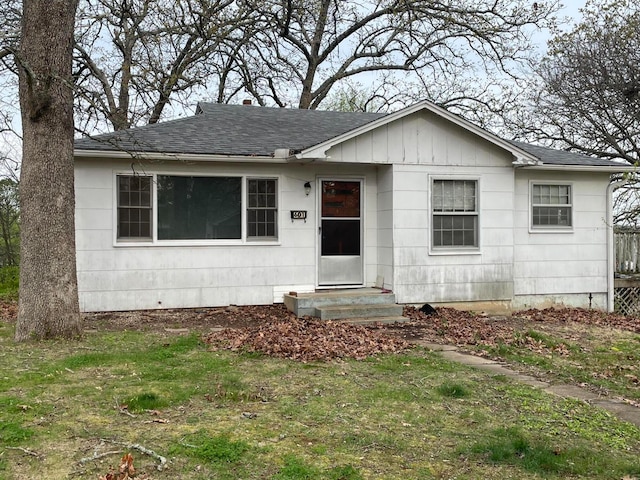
left=401, top=306, right=516, bottom=348
left=397, top=306, right=634, bottom=357
left=202, top=317, right=411, bottom=361
left=85, top=304, right=296, bottom=332
left=0, top=301, right=17, bottom=321
left=516, top=307, right=640, bottom=332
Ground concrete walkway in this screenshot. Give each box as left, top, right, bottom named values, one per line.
left=419, top=341, right=640, bottom=428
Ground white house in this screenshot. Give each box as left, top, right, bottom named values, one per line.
left=73, top=100, right=631, bottom=313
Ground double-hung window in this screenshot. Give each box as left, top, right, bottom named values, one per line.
left=116, top=174, right=278, bottom=242
left=531, top=183, right=572, bottom=229
left=247, top=178, right=278, bottom=239
left=117, top=175, right=152, bottom=240
left=432, top=179, right=478, bottom=249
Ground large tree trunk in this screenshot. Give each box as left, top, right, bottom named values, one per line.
left=15, top=0, right=82, bottom=341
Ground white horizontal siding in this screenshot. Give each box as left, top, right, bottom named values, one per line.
left=75, top=158, right=378, bottom=311
left=391, top=159, right=516, bottom=304
left=513, top=170, right=610, bottom=303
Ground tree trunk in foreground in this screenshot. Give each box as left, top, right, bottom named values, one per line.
left=15, top=0, right=82, bottom=341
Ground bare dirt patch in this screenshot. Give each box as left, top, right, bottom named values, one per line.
left=83, top=304, right=292, bottom=332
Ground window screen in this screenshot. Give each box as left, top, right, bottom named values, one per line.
left=532, top=184, right=572, bottom=228
left=432, top=179, right=478, bottom=248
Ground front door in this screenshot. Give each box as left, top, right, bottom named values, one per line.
left=318, top=179, right=364, bottom=285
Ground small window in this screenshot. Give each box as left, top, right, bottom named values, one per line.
left=531, top=184, right=572, bottom=228
left=432, top=179, right=478, bottom=248
left=247, top=178, right=278, bottom=239
left=117, top=175, right=152, bottom=240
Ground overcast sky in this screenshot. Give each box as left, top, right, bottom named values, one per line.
left=558, top=1, right=587, bottom=30
left=0, top=1, right=593, bottom=168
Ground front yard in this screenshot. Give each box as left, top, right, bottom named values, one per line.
left=0, top=303, right=639, bottom=479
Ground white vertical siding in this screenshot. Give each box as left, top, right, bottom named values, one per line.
left=326, top=110, right=508, bottom=166
left=76, top=107, right=615, bottom=313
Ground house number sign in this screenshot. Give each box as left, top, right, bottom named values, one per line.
left=290, top=210, right=307, bottom=222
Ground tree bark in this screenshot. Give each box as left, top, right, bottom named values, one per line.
left=15, top=0, right=82, bottom=341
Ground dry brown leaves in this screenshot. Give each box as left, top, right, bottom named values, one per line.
left=0, top=301, right=17, bottom=322
left=202, top=316, right=411, bottom=362
left=399, top=305, right=640, bottom=356
left=99, top=453, right=136, bottom=480
left=401, top=306, right=516, bottom=347
left=517, top=307, right=640, bottom=333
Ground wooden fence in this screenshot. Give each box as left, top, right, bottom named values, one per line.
left=614, top=229, right=640, bottom=315
left=615, top=229, right=640, bottom=273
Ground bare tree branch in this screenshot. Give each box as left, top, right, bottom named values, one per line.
left=508, top=0, right=640, bottom=166
left=235, top=0, right=560, bottom=110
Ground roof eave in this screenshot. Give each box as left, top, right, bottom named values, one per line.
left=515, top=163, right=635, bottom=173
left=74, top=149, right=289, bottom=163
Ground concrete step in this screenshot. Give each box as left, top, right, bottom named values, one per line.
left=284, top=288, right=397, bottom=317
left=334, top=316, right=409, bottom=325
left=315, top=303, right=403, bottom=320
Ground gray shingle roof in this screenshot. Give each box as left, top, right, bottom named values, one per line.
left=74, top=102, right=387, bottom=157
left=507, top=140, right=626, bottom=168
left=74, top=102, right=626, bottom=168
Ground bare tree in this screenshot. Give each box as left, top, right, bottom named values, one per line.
left=228, top=0, right=560, bottom=111
left=73, top=0, right=250, bottom=132
left=505, top=0, right=640, bottom=225
left=0, top=0, right=23, bottom=178
left=0, top=74, right=21, bottom=181
left=14, top=0, right=82, bottom=341
left=0, top=0, right=21, bottom=64
left=511, top=0, right=640, bottom=162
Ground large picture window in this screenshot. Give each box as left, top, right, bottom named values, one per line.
left=117, top=175, right=152, bottom=240
left=432, top=179, right=478, bottom=248
left=157, top=176, right=242, bottom=240
left=531, top=184, right=572, bottom=228
left=116, top=174, right=278, bottom=242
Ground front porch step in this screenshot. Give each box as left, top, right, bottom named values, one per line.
left=315, top=303, right=403, bottom=320
left=284, top=288, right=398, bottom=318
left=331, top=316, right=408, bottom=325
left=283, top=288, right=409, bottom=322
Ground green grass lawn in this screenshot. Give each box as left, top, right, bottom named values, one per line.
left=476, top=324, right=640, bottom=403
left=0, top=320, right=639, bottom=479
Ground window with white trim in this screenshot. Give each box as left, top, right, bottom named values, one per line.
left=531, top=184, right=572, bottom=228
left=116, top=175, right=278, bottom=242
left=247, top=178, right=278, bottom=239
left=117, top=175, right=152, bottom=240
left=432, top=179, right=478, bottom=248
left=157, top=175, right=242, bottom=240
